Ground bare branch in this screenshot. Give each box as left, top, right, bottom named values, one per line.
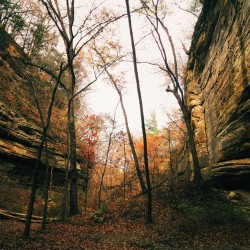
left=174, top=0, right=199, bottom=18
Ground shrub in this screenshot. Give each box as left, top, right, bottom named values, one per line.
left=178, top=201, right=204, bottom=233
left=178, top=198, right=247, bottom=233
left=91, top=203, right=109, bottom=223
left=206, top=202, right=246, bottom=225
left=48, top=204, right=62, bottom=218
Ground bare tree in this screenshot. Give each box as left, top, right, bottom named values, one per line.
left=23, top=64, right=64, bottom=237
left=125, top=0, right=153, bottom=223
left=98, top=109, right=118, bottom=208
left=91, top=44, right=147, bottom=193
left=39, top=0, right=123, bottom=215
left=140, top=0, right=203, bottom=188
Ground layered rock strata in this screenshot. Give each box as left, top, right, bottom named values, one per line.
left=0, top=28, right=87, bottom=188
left=186, top=0, right=250, bottom=188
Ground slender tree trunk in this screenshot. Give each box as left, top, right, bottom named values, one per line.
left=174, top=92, right=203, bottom=188
left=98, top=122, right=114, bottom=208
left=62, top=153, right=70, bottom=221
left=115, top=86, right=147, bottom=192
left=104, top=69, right=147, bottom=192
left=68, top=97, right=79, bottom=215
left=84, top=146, right=91, bottom=211
left=168, top=130, right=174, bottom=188
left=41, top=138, right=50, bottom=231
left=125, top=0, right=153, bottom=223
left=84, top=173, right=89, bottom=212
left=123, top=137, right=127, bottom=206
left=23, top=72, right=60, bottom=237
left=167, top=129, right=178, bottom=209
left=23, top=138, right=45, bottom=238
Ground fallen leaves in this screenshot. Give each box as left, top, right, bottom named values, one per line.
left=1, top=193, right=250, bottom=250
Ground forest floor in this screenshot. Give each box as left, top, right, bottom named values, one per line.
left=1, top=188, right=250, bottom=250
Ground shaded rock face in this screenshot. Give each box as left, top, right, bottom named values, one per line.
left=0, top=97, right=89, bottom=188
left=186, top=0, right=250, bottom=188
left=0, top=28, right=87, bottom=188
left=0, top=99, right=66, bottom=181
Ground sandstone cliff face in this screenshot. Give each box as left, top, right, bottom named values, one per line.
left=0, top=99, right=66, bottom=169
left=186, top=0, right=250, bottom=188
left=0, top=28, right=87, bottom=187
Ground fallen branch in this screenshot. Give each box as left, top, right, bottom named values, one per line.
left=0, top=209, right=57, bottom=223
left=133, top=177, right=169, bottom=198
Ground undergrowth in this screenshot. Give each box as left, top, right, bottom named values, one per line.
left=174, top=189, right=248, bottom=234
left=91, top=203, right=109, bottom=223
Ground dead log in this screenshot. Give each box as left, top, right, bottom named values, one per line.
left=0, top=209, right=57, bottom=223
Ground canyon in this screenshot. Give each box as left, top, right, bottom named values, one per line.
left=0, top=0, right=249, bottom=190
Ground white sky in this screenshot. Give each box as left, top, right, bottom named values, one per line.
left=83, top=0, right=198, bottom=135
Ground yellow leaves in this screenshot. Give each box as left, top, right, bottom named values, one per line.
left=7, top=44, right=21, bottom=58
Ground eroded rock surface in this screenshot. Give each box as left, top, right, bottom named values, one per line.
left=0, top=99, right=66, bottom=168
left=0, top=28, right=87, bottom=187
left=186, top=0, right=250, bottom=188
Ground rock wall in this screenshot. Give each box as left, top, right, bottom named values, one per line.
left=186, top=0, right=250, bottom=188
left=0, top=28, right=87, bottom=188
left=0, top=99, right=66, bottom=169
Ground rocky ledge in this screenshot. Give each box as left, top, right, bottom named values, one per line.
left=0, top=98, right=87, bottom=188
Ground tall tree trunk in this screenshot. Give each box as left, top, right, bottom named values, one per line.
left=123, top=137, right=127, bottom=206
left=23, top=72, right=60, bottom=237
left=167, top=129, right=178, bottom=209
left=84, top=148, right=91, bottom=211
left=104, top=69, right=147, bottom=193
left=98, top=112, right=116, bottom=208
left=41, top=138, right=50, bottom=231
left=62, top=152, right=70, bottom=221
left=23, top=139, right=45, bottom=238
left=68, top=97, right=79, bottom=215
left=125, top=0, right=153, bottom=223
left=174, top=92, right=203, bottom=188
left=40, top=0, right=80, bottom=216
left=84, top=168, right=89, bottom=212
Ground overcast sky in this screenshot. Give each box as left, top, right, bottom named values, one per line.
left=85, top=0, right=198, bottom=135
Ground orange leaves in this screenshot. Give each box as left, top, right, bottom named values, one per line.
left=133, top=131, right=168, bottom=175
left=107, top=41, right=122, bottom=51
left=39, top=71, right=50, bottom=80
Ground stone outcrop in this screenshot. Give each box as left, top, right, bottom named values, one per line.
left=186, top=0, right=250, bottom=188
left=0, top=98, right=66, bottom=169
left=0, top=28, right=87, bottom=188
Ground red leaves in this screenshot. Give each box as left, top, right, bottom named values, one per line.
left=92, top=131, right=98, bottom=137
left=77, top=114, right=103, bottom=164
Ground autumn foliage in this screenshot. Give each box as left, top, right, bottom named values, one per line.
left=77, top=114, right=103, bottom=166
